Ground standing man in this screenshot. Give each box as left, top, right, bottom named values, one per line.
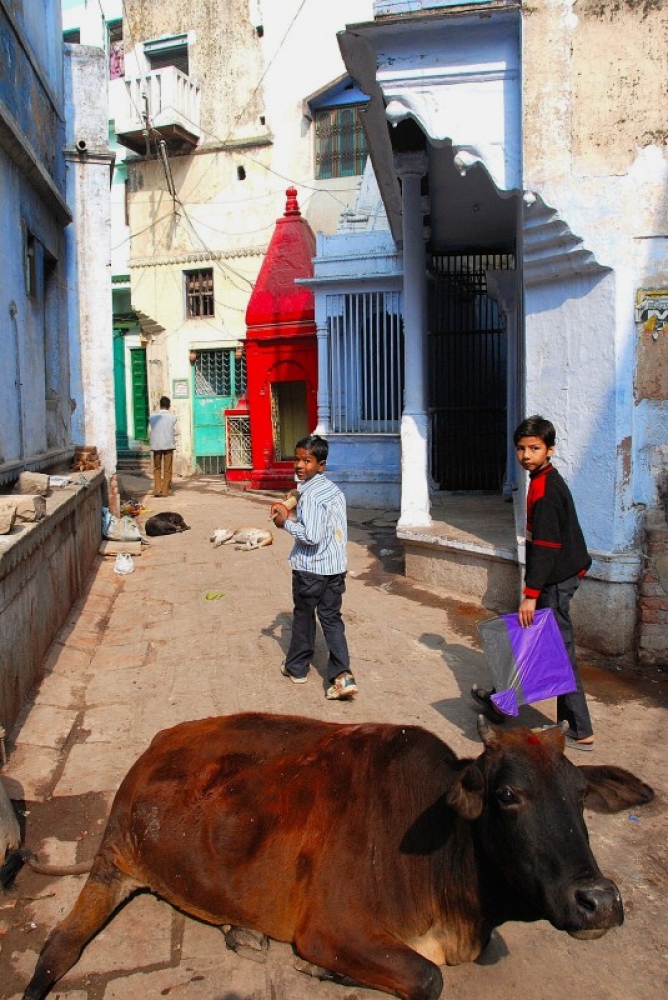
left=148, top=396, right=178, bottom=498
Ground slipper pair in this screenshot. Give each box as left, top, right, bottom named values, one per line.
left=471, top=684, right=506, bottom=723
left=564, top=735, right=595, bottom=752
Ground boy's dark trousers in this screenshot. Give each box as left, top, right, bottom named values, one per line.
left=537, top=575, right=594, bottom=739
left=285, top=570, right=350, bottom=683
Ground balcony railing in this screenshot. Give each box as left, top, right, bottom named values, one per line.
left=374, top=0, right=507, bottom=13
left=115, top=65, right=201, bottom=154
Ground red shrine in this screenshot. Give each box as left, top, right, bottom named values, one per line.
left=228, top=188, right=317, bottom=490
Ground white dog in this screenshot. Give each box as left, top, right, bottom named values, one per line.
left=210, top=527, right=274, bottom=550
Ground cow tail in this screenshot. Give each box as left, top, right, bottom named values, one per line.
left=1, top=849, right=93, bottom=889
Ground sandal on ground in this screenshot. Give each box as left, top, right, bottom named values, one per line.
left=564, top=735, right=594, bottom=752
left=471, top=684, right=505, bottom=723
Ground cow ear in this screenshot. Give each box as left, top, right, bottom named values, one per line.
left=580, top=765, right=654, bottom=814
left=446, top=762, right=485, bottom=820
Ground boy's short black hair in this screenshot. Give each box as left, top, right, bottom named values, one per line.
left=160, top=396, right=171, bottom=409
left=513, top=415, right=556, bottom=448
left=295, top=435, right=328, bottom=463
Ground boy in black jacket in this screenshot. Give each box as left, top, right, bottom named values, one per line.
left=472, top=415, right=595, bottom=750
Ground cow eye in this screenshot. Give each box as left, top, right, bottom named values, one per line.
left=496, top=785, right=519, bottom=806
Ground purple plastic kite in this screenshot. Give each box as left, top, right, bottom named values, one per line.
left=477, top=608, right=576, bottom=716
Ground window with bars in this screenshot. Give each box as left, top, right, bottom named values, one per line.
left=315, top=106, right=368, bottom=180
left=194, top=349, right=246, bottom=397
left=185, top=268, right=214, bottom=318
left=328, top=291, right=403, bottom=434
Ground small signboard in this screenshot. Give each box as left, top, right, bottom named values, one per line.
left=635, top=288, right=668, bottom=400
left=172, top=378, right=189, bottom=399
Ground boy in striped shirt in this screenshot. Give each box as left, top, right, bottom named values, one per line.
left=271, top=435, right=357, bottom=700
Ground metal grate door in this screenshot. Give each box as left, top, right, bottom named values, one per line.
left=428, top=252, right=514, bottom=491
left=193, top=348, right=246, bottom=474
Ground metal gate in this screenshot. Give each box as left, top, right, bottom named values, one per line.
left=193, top=349, right=246, bottom=474
left=428, top=252, right=514, bottom=491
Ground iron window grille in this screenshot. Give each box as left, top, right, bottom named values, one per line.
left=315, top=106, right=368, bottom=180
left=194, top=349, right=246, bottom=397
left=225, top=415, right=252, bottom=469
left=328, top=291, right=404, bottom=434
left=185, top=268, right=214, bottom=318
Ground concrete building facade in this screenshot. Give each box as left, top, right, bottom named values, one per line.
left=117, top=0, right=375, bottom=476
left=333, top=0, right=667, bottom=659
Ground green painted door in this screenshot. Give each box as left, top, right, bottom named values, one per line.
left=130, top=349, right=149, bottom=442
left=113, top=330, right=129, bottom=450
left=193, top=349, right=246, bottom=473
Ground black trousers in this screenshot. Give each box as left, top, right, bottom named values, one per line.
left=538, top=575, right=594, bottom=739
left=285, top=570, right=350, bottom=683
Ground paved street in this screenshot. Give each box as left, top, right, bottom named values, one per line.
left=1, top=475, right=666, bottom=1000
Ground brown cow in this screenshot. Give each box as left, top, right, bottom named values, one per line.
left=20, top=713, right=653, bottom=1000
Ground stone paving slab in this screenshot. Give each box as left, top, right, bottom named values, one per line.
left=55, top=741, right=146, bottom=797
left=41, top=644, right=94, bottom=677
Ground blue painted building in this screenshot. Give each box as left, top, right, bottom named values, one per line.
left=0, top=1, right=73, bottom=483
left=320, top=0, right=668, bottom=659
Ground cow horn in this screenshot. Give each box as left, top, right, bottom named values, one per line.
left=477, top=714, right=495, bottom=745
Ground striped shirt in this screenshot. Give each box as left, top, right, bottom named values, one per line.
left=284, top=474, right=347, bottom=575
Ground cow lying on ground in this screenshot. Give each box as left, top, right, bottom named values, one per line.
left=14, top=714, right=653, bottom=1000
left=210, top=527, right=273, bottom=549
left=144, top=512, right=190, bottom=536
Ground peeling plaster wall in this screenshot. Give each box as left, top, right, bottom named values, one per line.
left=522, top=1, right=668, bottom=653
left=64, top=45, right=117, bottom=477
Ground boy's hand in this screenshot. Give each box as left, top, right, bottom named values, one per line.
left=271, top=507, right=287, bottom=528
left=518, top=597, right=537, bottom=628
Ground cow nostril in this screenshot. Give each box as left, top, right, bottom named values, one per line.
left=574, top=883, right=623, bottom=924
left=575, top=888, right=598, bottom=914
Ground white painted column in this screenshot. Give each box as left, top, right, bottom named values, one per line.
left=314, top=305, right=331, bottom=435
left=396, top=152, right=431, bottom=528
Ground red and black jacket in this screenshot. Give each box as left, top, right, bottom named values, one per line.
left=524, top=464, right=591, bottom=599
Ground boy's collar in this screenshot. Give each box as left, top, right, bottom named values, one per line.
left=529, top=462, right=553, bottom=479
left=297, top=473, right=323, bottom=492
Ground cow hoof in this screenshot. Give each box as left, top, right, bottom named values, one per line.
left=222, top=925, right=269, bottom=963
left=293, top=957, right=357, bottom=987
left=293, top=958, right=336, bottom=981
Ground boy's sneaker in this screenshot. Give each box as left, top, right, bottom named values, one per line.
left=281, top=664, right=308, bottom=684
left=326, top=671, right=358, bottom=700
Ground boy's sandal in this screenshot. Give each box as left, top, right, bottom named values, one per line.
left=564, top=735, right=594, bottom=752
left=471, top=684, right=506, bottom=723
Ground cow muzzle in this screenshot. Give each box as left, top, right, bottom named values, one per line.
left=566, top=878, right=624, bottom=940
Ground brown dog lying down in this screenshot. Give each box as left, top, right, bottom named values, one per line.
left=210, top=527, right=273, bottom=550
left=145, top=512, right=191, bottom=536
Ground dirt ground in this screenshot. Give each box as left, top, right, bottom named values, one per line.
left=0, top=477, right=666, bottom=1000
